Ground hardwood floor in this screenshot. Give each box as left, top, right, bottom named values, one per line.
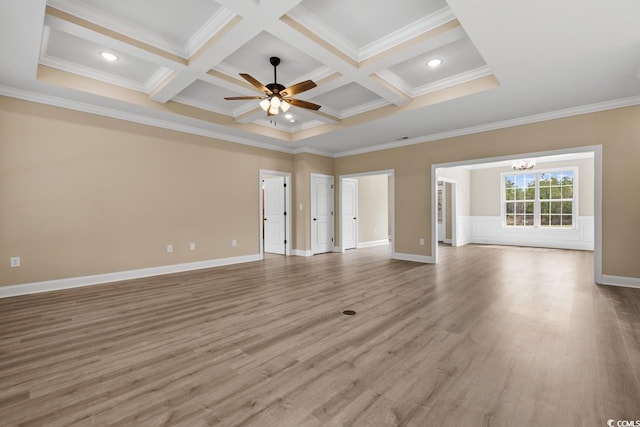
left=1, top=245, right=639, bottom=426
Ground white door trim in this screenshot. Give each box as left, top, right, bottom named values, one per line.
left=310, top=173, right=335, bottom=254
left=338, top=169, right=395, bottom=255
left=259, top=169, right=292, bottom=259
left=430, top=145, right=602, bottom=284
left=437, top=178, right=457, bottom=246
left=342, top=178, right=358, bottom=250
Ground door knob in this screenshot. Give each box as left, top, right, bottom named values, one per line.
left=263, top=218, right=267, bottom=221
left=353, top=217, right=357, bottom=220
left=313, top=218, right=317, bottom=221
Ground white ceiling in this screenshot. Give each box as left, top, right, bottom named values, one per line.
left=1, top=0, right=639, bottom=156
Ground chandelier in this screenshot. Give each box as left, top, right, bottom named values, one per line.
left=511, top=159, right=536, bottom=171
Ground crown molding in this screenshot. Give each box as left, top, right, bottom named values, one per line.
left=334, top=95, right=640, bottom=157
left=231, top=100, right=261, bottom=117
left=39, top=54, right=149, bottom=93
left=4, top=87, right=639, bottom=161
left=359, top=7, right=456, bottom=61
left=286, top=6, right=360, bottom=62
left=184, top=7, right=236, bottom=57
left=287, top=5, right=456, bottom=63
left=252, top=117, right=324, bottom=134
left=374, top=70, right=413, bottom=97
left=291, top=146, right=334, bottom=157
left=171, top=94, right=234, bottom=117
left=144, top=67, right=173, bottom=93
left=47, top=0, right=186, bottom=57
left=290, top=119, right=324, bottom=133
left=340, top=98, right=390, bottom=119
left=413, top=66, right=493, bottom=97
left=0, top=85, right=296, bottom=155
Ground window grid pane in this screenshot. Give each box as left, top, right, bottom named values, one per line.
left=505, top=170, right=574, bottom=228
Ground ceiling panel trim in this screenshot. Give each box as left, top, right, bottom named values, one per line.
left=359, top=7, right=456, bottom=61
left=341, top=99, right=391, bottom=119
left=286, top=5, right=359, bottom=61
left=413, top=65, right=494, bottom=97
left=184, top=7, right=237, bottom=57
left=47, top=0, right=185, bottom=57
left=39, top=53, right=149, bottom=92
left=44, top=7, right=187, bottom=66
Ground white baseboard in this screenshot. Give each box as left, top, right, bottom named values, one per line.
left=333, top=246, right=341, bottom=252
left=0, top=254, right=261, bottom=299
left=391, top=252, right=434, bottom=264
left=471, top=239, right=594, bottom=251
left=293, top=249, right=313, bottom=257
left=599, top=274, right=640, bottom=289
left=357, top=239, right=390, bottom=248
left=443, top=238, right=453, bottom=245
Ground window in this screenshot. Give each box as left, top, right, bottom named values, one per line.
left=502, top=169, right=576, bottom=228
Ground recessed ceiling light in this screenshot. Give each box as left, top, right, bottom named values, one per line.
left=100, top=52, right=118, bottom=62
left=427, top=58, right=442, bottom=68
left=290, top=119, right=296, bottom=123
left=284, top=113, right=293, bottom=119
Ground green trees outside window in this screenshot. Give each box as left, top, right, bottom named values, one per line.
left=504, top=170, right=574, bottom=228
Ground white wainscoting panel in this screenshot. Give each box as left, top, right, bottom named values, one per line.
left=455, top=216, right=473, bottom=246
left=467, top=216, right=594, bottom=250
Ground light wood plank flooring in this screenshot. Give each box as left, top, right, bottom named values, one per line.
left=1, top=245, right=639, bottom=426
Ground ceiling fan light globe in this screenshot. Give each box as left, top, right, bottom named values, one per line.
left=259, top=99, right=270, bottom=111
left=280, top=101, right=290, bottom=112
left=271, top=96, right=281, bottom=108
left=268, top=104, right=279, bottom=114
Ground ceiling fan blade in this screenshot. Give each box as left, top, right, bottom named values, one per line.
left=239, top=73, right=270, bottom=94
left=224, top=96, right=267, bottom=100
left=281, top=80, right=316, bottom=97
left=285, top=98, right=321, bottom=111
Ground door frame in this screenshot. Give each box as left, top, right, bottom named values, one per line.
left=342, top=178, right=358, bottom=250
left=437, top=177, right=457, bottom=246
left=310, top=173, right=335, bottom=254
left=338, top=169, right=395, bottom=254
left=430, top=145, right=602, bottom=284
left=259, top=169, right=291, bottom=259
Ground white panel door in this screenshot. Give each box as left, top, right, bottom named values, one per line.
left=264, top=176, right=285, bottom=254
left=311, top=174, right=334, bottom=254
left=342, top=178, right=358, bottom=250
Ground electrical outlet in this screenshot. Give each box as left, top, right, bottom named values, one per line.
left=189, top=242, right=195, bottom=251
left=419, top=238, right=425, bottom=245
left=232, top=240, right=237, bottom=247
left=10, top=257, right=20, bottom=267
left=167, top=244, right=173, bottom=253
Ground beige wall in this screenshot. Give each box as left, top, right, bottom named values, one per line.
left=335, top=105, right=640, bottom=278
left=470, top=158, right=595, bottom=216
left=0, top=97, right=294, bottom=286
left=356, top=175, right=388, bottom=244
left=293, top=153, right=334, bottom=252
left=2, top=96, right=640, bottom=286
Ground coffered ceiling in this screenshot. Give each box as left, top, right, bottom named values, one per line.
left=1, top=0, right=639, bottom=156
